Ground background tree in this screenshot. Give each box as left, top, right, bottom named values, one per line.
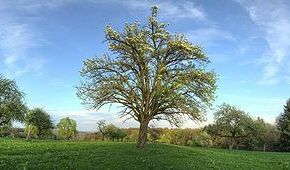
left=276, top=99, right=290, bottom=151
left=106, top=124, right=118, bottom=141
left=0, top=121, right=12, bottom=137
left=26, top=108, right=53, bottom=139
left=148, top=126, right=161, bottom=143
left=204, top=124, right=221, bottom=146
left=191, top=130, right=212, bottom=147
left=97, top=120, right=107, bottom=141
left=253, top=118, right=278, bottom=152
left=57, top=117, right=77, bottom=140
left=77, top=6, right=217, bottom=148
left=25, top=124, right=39, bottom=139
left=210, top=104, right=254, bottom=150
left=0, top=75, right=27, bottom=127
left=124, top=128, right=139, bottom=142
left=116, top=128, right=127, bottom=141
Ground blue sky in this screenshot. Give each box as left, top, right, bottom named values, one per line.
left=1, top=0, right=290, bottom=131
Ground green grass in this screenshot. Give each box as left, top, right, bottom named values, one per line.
left=1, top=138, right=290, bottom=169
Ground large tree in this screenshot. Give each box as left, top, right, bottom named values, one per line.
left=57, top=117, right=77, bottom=140
left=77, top=7, right=217, bottom=148
left=0, top=75, right=27, bottom=127
left=26, top=108, right=53, bottom=139
left=276, top=99, right=290, bottom=151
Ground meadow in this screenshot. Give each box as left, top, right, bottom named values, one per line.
left=1, top=138, right=290, bottom=169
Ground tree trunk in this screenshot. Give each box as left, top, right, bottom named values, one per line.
left=229, top=138, right=234, bottom=150
left=26, top=125, right=31, bottom=140
left=229, top=143, right=233, bottom=150
left=263, top=144, right=266, bottom=152
left=136, top=120, right=149, bottom=148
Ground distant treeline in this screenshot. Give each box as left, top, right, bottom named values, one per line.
left=1, top=74, right=290, bottom=152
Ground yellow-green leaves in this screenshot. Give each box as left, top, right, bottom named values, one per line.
left=78, top=7, right=217, bottom=130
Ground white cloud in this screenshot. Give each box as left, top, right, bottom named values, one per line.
left=0, top=6, right=47, bottom=76
left=236, top=0, right=290, bottom=85
left=50, top=107, right=134, bottom=131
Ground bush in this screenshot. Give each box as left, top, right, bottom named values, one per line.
left=191, top=131, right=212, bottom=147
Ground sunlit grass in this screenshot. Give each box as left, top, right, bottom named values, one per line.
left=1, top=138, right=290, bottom=169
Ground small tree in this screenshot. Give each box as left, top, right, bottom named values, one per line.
left=26, top=108, right=53, bottom=139
left=254, top=118, right=278, bottom=152
left=77, top=6, right=216, bottom=148
left=211, top=104, right=254, bottom=150
left=57, top=117, right=77, bottom=140
left=25, top=124, right=39, bottom=139
left=97, top=120, right=107, bottom=141
left=116, top=128, right=127, bottom=141
left=106, top=124, right=118, bottom=141
left=276, top=99, right=290, bottom=151
left=0, top=75, right=27, bottom=127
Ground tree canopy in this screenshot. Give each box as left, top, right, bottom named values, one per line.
left=276, top=99, right=290, bottom=151
left=0, top=75, right=27, bottom=127
left=77, top=6, right=217, bottom=148
left=57, top=117, right=77, bottom=139
left=206, top=104, right=254, bottom=150
left=25, top=108, right=53, bottom=138
left=97, top=120, right=107, bottom=141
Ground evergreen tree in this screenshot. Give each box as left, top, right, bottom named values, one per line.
left=276, top=99, right=290, bottom=151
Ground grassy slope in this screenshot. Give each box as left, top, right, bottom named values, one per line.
left=0, top=139, right=290, bottom=169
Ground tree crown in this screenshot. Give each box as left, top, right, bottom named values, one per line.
left=77, top=7, right=217, bottom=126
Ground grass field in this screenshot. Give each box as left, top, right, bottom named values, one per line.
left=1, top=138, right=290, bottom=169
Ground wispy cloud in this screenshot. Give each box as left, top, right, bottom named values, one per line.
left=187, top=27, right=235, bottom=46
left=0, top=0, right=75, bottom=12
left=0, top=3, right=47, bottom=76
left=119, top=0, right=206, bottom=21
left=236, top=0, right=290, bottom=85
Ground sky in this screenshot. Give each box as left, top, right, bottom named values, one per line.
left=1, top=0, right=290, bottom=131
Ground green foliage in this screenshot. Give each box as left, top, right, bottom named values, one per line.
left=277, top=99, right=290, bottom=151
left=116, top=128, right=127, bottom=141
left=204, top=106, right=280, bottom=151
left=190, top=130, right=213, bottom=147
left=251, top=118, right=279, bottom=151
left=24, top=124, right=39, bottom=139
left=105, top=124, right=118, bottom=141
left=1, top=139, right=290, bottom=169
left=25, top=108, right=53, bottom=138
left=124, top=128, right=139, bottom=142
left=97, top=120, right=107, bottom=140
left=148, top=127, right=161, bottom=143
left=207, top=104, right=254, bottom=149
left=105, top=124, right=126, bottom=141
left=0, top=121, right=12, bottom=137
left=0, top=75, right=27, bottom=127
left=77, top=6, right=217, bottom=147
left=57, top=117, right=77, bottom=140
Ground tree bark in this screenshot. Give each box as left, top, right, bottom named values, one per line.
left=229, top=138, right=234, bottom=150
left=136, top=120, right=149, bottom=148
left=26, top=125, right=31, bottom=140
left=263, top=144, right=266, bottom=152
